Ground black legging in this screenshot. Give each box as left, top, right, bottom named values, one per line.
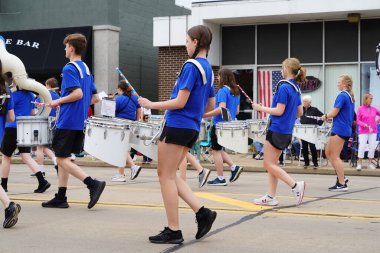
left=301, top=140, right=318, bottom=166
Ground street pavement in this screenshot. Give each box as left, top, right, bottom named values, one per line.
left=0, top=159, right=379, bottom=253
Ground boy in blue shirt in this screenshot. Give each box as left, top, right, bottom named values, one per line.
left=42, top=33, right=104, bottom=209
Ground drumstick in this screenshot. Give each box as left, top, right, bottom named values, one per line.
left=116, top=67, right=139, bottom=96
left=237, top=85, right=254, bottom=104
left=31, top=101, right=59, bottom=108
left=0, top=95, right=11, bottom=99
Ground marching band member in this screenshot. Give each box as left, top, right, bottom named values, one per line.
left=33, top=77, right=60, bottom=176
left=0, top=79, right=51, bottom=194
left=178, top=152, right=210, bottom=188
left=356, top=93, right=380, bottom=171
left=138, top=25, right=217, bottom=244
left=252, top=58, right=305, bottom=206
left=42, top=33, right=104, bottom=209
left=0, top=60, right=21, bottom=229
left=321, top=75, right=355, bottom=191
left=203, top=68, right=243, bottom=186
left=111, top=81, right=143, bottom=182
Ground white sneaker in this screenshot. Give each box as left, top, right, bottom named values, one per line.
left=356, top=164, right=362, bottom=171
left=70, top=154, right=76, bottom=161
left=111, top=173, right=126, bottom=182
left=253, top=194, right=279, bottom=206
left=198, top=168, right=211, bottom=188
left=292, top=181, right=305, bottom=206
left=368, top=163, right=376, bottom=170
left=131, top=165, right=142, bottom=180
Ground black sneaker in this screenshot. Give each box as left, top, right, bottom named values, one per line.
left=313, top=164, right=319, bottom=169
left=42, top=194, right=69, bottom=208
left=328, top=182, right=348, bottom=192
left=229, top=166, right=243, bottom=182
left=3, top=202, right=21, bottom=228
left=303, top=164, right=309, bottom=169
left=30, top=172, right=46, bottom=178
left=149, top=227, right=184, bottom=244
left=336, top=176, right=349, bottom=184
left=195, top=207, right=217, bottom=240
left=88, top=180, right=106, bottom=209
left=34, top=180, right=51, bottom=193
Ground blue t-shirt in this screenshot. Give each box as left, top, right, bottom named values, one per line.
left=0, top=94, right=14, bottom=143
left=115, top=94, right=141, bottom=120
left=268, top=79, right=302, bottom=134
left=6, top=90, right=35, bottom=129
left=57, top=61, right=97, bottom=130
left=332, top=91, right=354, bottom=137
left=165, top=58, right=215, bottom=132
left=212, top=86, right=240, bottom=126
left=36, top=90, right=60, bottom=117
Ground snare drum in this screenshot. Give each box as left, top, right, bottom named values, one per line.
left=84, top=117, right=133, bottom=167
left=215, top=121, right=249, bottom=153
left=130, top=122, right=161, bottom=161
left=293, top=124, right=331, bottom=149
left=17, top=116, right=53, bottom=147
left=246, top=119, right=267, bottom=143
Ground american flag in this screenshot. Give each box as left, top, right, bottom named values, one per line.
left=257, top=70, right=282, bottom=119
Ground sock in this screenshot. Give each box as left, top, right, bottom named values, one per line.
left=217, top=176, right=225, bottom=181
left=292, top=182, right=297, bottom=189
left=197, top=206, right=205, bottom=214
left=1, top=178, right=8, bottom=190
left=52, top=157, right=57, bottom=166
left=35, top=171, right=45, bottom=184
left=230, top=164, right=237, bottom=171
left=39, top=165, right=45, bottom=173
left=57, top=187, right=67, bottom=200
left=83, top=176, right=96, bottom=188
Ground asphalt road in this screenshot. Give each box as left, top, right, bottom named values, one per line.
left=1, top=164, right=379, bottom=253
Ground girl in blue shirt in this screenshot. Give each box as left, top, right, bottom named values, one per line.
left=0, top=60, right=20, bottom=228
left=203, top=68, right=243, bottom=186
left=252, top=58, right=305, bottom=207
left=321, top=75, right=354, bottom=192
left=112, top=81, right=142, bottom=182
left=138, top=25, right=217, bottom=244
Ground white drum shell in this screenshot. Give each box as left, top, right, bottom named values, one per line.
left=216, top=121, right=249, bottom=154
left=130, top=122, right=160, bottom=161
left=84, top=117, right=133, bottom=167
left=293, top=124, right=330, bottom=149
left=17, top=116, right=51, bottom=147
left=246, top=119, right=267, bottom=143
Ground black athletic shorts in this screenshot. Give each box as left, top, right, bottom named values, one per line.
left=0, top=128, right=31, bottom=157
left=52, top=129, right=84, bottom=158
left=159, top=126, right=198, bottom=148
left=331, top=132, right=350, bottom=141
left=266, top=130, right=292, bottom=151
left=210, top=125, right=223, bottom=151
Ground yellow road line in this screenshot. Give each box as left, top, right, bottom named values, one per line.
left=195, top=192, right=272, bottom=211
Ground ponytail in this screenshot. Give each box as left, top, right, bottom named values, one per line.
left=218, top=68, right=239, bottom=96
left=339, top=74, right=355, bottom=103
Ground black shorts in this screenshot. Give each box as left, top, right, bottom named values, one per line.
left=52, top=129, right=84, bottom=158
left=159, top=126, right=198, bottom=148
left=210, top=125, right=223, bottom=151
left=331, top=132, right=350, bottom=141
left=0, top=128, right=31, bottom=157
left=266, top=130, right=292, bottom=151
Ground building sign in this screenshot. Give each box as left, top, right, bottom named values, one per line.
left=299, top=76, right=322, bottom=93
left=0, top=26, right=92, bottom=75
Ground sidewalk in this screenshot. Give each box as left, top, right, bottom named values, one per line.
left=3, top=153, right=380, bottom=177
